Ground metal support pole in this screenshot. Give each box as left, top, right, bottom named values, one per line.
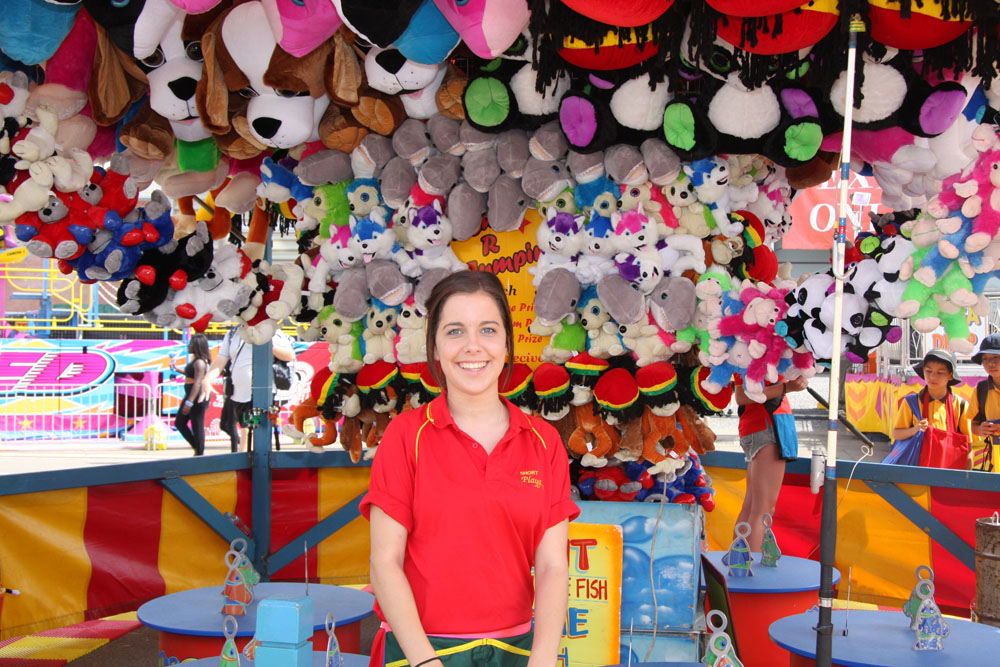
left=251, top=233, right=274, bottom=580
left=816, top=14, right=865, bottom=667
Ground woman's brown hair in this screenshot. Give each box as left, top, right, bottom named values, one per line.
left=424, top=271, right=515, bottom=391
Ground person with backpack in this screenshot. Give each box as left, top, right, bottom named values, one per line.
left=205, top=325, right=295, bottom=453
left=968, top=334, right=1000, bottom=472
left=891, top=348, right=973, bottom=470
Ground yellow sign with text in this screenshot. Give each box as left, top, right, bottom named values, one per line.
left=452, top=211, right=546, bottom=368
left=558, top=522, right=623, bottom=667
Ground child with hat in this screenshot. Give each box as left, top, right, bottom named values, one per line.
left=968, top=335, right=1000, bottom=471
left=892, top=348, right=972, bottom=469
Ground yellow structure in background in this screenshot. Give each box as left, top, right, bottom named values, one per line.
left=562, top=522, right=622, bottom=667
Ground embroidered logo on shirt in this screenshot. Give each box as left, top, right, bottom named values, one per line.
left=519, top=469, right=543, bottom=489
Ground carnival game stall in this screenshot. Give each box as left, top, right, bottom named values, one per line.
left=4, top=0, right=1000, bottom=664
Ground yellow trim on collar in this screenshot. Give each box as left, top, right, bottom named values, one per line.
left=414, top=404, right=433, bottom=463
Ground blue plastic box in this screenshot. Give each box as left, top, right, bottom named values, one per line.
left=255, top=595, right=315, bottom=644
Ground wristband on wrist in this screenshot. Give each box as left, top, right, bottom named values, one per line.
left=412, top=657, right=441, bottom=667
left=184, top=400, right=193, bottom=406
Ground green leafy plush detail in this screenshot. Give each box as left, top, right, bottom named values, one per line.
left=663, top=104, right=696, bottom=151
left=784, top=122, right=823, bottom=162
left=871, top=312, right=889, bottom=326
left=465, top=78, right=510, bottom=128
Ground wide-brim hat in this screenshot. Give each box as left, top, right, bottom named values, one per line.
left=912, top=348, right=961, bottom=386
left=972, top=333, right=1000, bottom=365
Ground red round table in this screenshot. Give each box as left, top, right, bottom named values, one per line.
left=704, top=551, right=839, bottom=667
left=137, top=582, right=374, bottom=664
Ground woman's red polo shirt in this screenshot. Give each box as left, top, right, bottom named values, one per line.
left=360, top=395, right=580, bottom=635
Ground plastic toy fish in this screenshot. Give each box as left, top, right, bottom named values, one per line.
left=904, top=566, right=934, bottom=630
left=721, top=522, right=754, bottom=577
left=760, top=514, right=781, bottom=567
left=326, top=613, right=344, bottom=667
left=220, top=615, right=241, bottom=665
left=221, top=567, right=252, bottom=615
left=912, top=580, right=950, bottom=651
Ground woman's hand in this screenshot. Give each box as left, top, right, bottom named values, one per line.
left=916, top=418, right=929, bottom=432
left=785, top=376, right=810, bottom=393
left=181, top=402, right=192, bottom=416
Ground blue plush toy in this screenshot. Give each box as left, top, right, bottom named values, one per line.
left=574, top=175, right=619, bottom=217
left=0, top=0, right=80, bottom=65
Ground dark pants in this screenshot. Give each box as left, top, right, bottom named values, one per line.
left=220, top=398, right=251, bottom=452
left=382, top=630, right=532, bottom=667
left=175, top=400, right=209, bottom=456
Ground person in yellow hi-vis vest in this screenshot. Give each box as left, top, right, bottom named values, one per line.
left=969, top=334, right=1000, bottom=472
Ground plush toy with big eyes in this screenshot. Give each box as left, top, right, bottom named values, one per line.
left=393, top=296, right=427, bottom=365
left=663, top=173, right=713, bottom=238
left=577, top=210, right=619, bottom=287
left=361, top=298, right=400, bottom=365
left=618, top=181, right=672, bottom=236
left=402, top=200, right=466, bottom=276
left=317, top=305, right=364, bottom=374
left=529, top=207, right=584, bottom=287
left=577, top=285, right=624, bottom=359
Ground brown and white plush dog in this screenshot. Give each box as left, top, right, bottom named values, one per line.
left=197, top=0, right=333, bottom=150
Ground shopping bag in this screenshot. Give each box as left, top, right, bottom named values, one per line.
left=883, top=433, right=924, bottom=465
left=883, top=393, right=923, bottom=466
left=917, top=390, right=970, bottom=470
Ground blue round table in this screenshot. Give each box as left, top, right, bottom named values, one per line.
left=183, top=652, right=369, bottom=666
left=769, top=608, right=1000, bottom=666
left=137, top=583, right=374, bottom=663
left=704, top=551, right=840, bottom=667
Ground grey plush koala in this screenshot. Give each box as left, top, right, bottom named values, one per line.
left=392, top=118, right=434, bottom=166
left=428, top=114, right=465, bottom=156
left=351, top=134, right=395, bottom=178
left=605, top=144, right=648, bottom=185
left=640, top=139, right=681, bottom=187
left=567, top=150, right=605, bottom=184
left=295, top=149, right=354, bottom=186
left=497, top=129, right=530, bottom=177
left=461, top=147, right=501, bottom=193
left=521, top=157, right=571, bottom=202
left=417, top=154, right=461, bottom=195
left=648, top=276, right=696, bottom=333
left=379, top=157, right=417, bottom=209
left=448, top=182, right=486, bottom=241
left=487, top=174, right=529, bottom=232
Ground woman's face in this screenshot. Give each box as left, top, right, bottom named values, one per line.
left=434, top=291, right=507, bottom=402
left=188, top=339, right=195, bottom=354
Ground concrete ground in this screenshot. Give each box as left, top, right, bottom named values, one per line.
left=1, top=371, right=881, bottom=664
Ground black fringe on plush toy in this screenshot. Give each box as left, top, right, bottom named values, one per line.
left=923, top=18, right=1000, bottom=89
left=527, top=0, right=680, bottom=92
left=593, top=395, right=643, bottom=425
left=675, top=365, right=733, bottom=417
left=357, top=373, right=404, bottom=412
left=319, top=373, right=356, bottom=420
left=536, top=387, right=572, bottom=418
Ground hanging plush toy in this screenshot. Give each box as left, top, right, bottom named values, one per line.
left=401, top=200, right=466, bottom=276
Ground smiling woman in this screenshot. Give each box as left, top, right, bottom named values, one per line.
left=360, top=270, right=579, bottom=667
